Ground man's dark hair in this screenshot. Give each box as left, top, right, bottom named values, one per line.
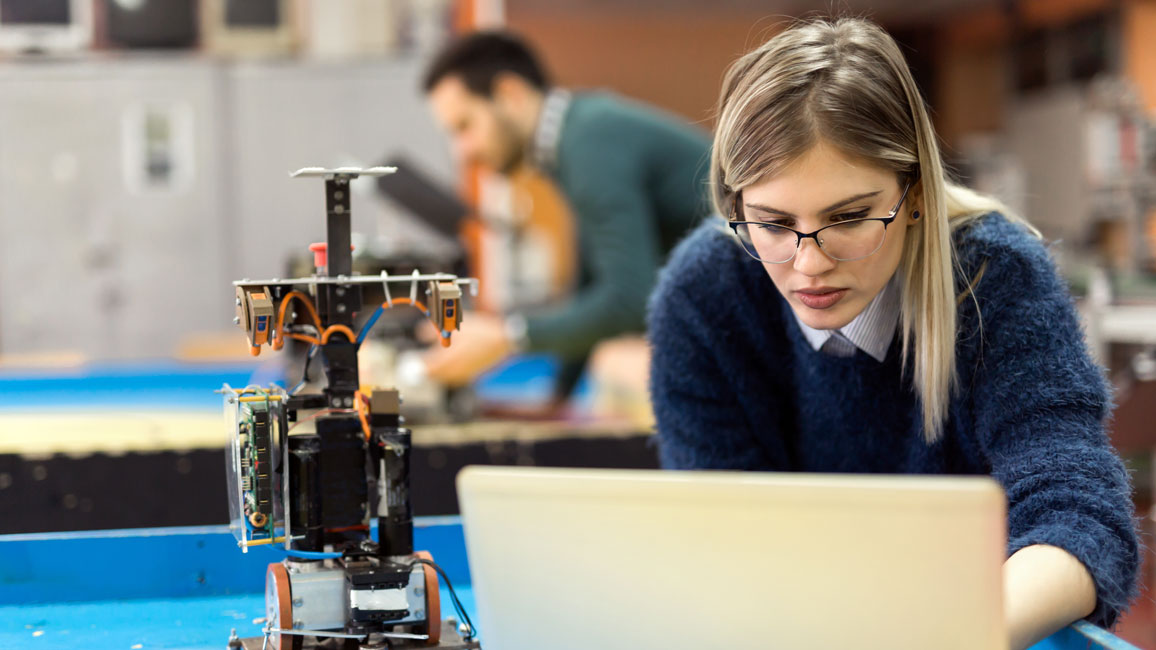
left=422, top=31, right=549, bottom=96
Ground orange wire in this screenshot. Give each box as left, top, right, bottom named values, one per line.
left=284, top=332, right=321, bottom=346
left=273, top=291, right=323, bottom=350
left=353, top=390, right=372, bottom=441
left=387, top=297, right=428, bottom=312
left=325, top=524, right=369, bottom=534
left=381, top=298, right=453, bottom=347
left=263, top=292, right=452, bottom=353
left=321, top=324, right=357, bottom=344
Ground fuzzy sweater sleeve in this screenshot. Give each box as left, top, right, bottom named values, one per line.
left=965, top=222, right=1140, bottom=628
left=648, top=225, right=791, bottom=470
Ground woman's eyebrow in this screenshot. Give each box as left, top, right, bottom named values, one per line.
left=744, top=190, right=883, bottom=217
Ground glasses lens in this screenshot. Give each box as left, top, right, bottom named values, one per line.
left=733, top=222, right=798, bottom=263
left=819, top=220, right=887, bottom=261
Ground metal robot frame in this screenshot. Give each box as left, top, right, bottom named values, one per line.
left=222, top=167, right=481, bottom=650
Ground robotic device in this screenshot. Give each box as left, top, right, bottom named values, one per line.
left=222, top=167, right=481, bottom=650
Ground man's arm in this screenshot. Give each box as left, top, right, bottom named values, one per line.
left=523, top=154, right=664, bottom=362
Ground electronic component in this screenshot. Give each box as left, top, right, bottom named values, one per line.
left=235, top=286, right=276, bottom=354
left=429, top=281, right=462, bottom=336
left=223, top=385, right=286, bottom=548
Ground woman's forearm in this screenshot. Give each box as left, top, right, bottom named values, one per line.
left=1004, top=544, right=1097, bottom=650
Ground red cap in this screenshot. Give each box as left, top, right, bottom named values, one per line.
left=309, top=242, right=355, bottom=270
left=309, top=242, right=328, bottom=269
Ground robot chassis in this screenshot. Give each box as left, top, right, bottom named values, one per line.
left=222, top=167, right=480, bottom=650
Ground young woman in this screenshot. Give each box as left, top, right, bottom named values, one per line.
left=648, top=17, right=1139, bottom=650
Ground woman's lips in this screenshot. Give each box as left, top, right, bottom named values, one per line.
left=795, top=288, right=848, bottom=310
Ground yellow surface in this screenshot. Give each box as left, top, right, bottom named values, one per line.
left=0, top=411, right=644, bottom=457
left=0, top=411, right=224, bottom=457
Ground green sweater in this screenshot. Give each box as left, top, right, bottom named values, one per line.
left=527, top=91, right=712, bottom=361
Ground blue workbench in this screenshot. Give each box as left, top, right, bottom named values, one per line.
left=0, top=518, right=475, bottom=649
left=0, top=361, right=1143, bottom=649
left=0, top=518, right=1140, bottom=650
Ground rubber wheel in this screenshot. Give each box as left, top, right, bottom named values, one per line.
left=265, top=562, right=301, bottom=650
left=415, top=550, right=441, bottom=645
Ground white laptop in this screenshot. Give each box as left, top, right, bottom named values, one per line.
left=456, top=466, right=1008, bottom=650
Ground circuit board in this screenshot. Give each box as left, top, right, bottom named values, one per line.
left=224, top=386, right=286, bottom=550
left=239, top=401, right=274, bottom=535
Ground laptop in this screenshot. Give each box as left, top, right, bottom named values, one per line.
left=456, top=466, right=1008, bottom=650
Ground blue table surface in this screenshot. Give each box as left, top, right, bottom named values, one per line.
left=0, top=361, right=1140, bottom=649
left=0, top=590, right=477, bottom=650
left=0, top=521, right=1140, bottom=650
left=0, top=356, right=570, bottom=411
left=0, top=520, right=475, bottom=650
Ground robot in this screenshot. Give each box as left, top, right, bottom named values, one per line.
left=222, top=167, right=480, bottom=649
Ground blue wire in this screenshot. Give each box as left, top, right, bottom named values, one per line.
left=356, top=306, right=385, bottom=346
left=282, top=549, right=343, bottom=560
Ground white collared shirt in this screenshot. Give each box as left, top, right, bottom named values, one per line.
left=794, top=272, right=901, bottom=362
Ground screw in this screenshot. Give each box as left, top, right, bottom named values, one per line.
left=292, top=598, right=303, bottom=607
left=336, top=287, right=345, bottom=297
left=414, top=586, right=424, bottom=596
left=336, top=304, right=347, bottom=314
left=335, top=191, right=344, bottom=199
left=294, top=620, right=303, bottom=630
left=335, top=205, right=345, bottom=214
left=233, top=316, right=241, bottom=325
left=344, top=397, right=353, bottom=408
left=236, top=298, right=242, bottom=306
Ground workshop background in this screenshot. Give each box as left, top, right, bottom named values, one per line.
left=0, top=0, right=1154, bottom=646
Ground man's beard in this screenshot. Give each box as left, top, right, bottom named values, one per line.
left=493, top=112, right=527, bottom=175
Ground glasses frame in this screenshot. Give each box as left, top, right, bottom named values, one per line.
left=728, top=179, right=914, bottom=264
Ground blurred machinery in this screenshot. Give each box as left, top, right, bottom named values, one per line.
left=222, top=166, right=479, bottom=649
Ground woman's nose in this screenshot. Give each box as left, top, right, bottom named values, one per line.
left=792, top=238, right=837, bottom=276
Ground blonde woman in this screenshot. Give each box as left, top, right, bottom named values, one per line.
left=648, top=17, right=1138, bottom=649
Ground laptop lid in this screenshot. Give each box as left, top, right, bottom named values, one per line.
left=457, top=466, right=1007, bottom=650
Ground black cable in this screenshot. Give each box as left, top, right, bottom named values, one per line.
left=291, top=344, right=319, bottom=395
left=409, top=558, right=477, bottom=641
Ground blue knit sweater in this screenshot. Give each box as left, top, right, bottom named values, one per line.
left=648, top=213, right=1139, bottom=627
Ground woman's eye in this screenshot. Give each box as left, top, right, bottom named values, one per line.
left=757, top=218, right=794, bottom=228
left=832, top=209, right=870, bottom=222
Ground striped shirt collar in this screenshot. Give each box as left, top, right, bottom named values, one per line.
left=528, top=87, right=572, bottom=174
left=794, top=272, right=902, bottom=362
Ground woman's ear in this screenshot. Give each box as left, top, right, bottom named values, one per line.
left=906, top=178, right=924, bottom=227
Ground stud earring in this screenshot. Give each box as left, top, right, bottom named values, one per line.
left=911, top=210, right=921, bottom=221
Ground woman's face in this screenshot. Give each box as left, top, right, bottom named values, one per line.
left=738, top=142, right=919, bottom=331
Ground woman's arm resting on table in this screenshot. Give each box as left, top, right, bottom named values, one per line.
left=1004, top=543, right=1097, bottom=650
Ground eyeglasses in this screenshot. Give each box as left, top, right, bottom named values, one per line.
left=728, top=180, right=913, bottom=264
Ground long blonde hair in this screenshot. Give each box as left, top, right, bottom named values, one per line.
left=711, top=16, right=1037, bottom=443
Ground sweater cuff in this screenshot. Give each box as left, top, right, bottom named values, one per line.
left=1008, top=513, right=1139, bottom=629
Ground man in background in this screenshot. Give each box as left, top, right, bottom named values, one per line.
left=422, top=30, right=711, bottom=397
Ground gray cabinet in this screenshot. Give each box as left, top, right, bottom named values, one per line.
left=0, top=55, right=453, bottom=359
